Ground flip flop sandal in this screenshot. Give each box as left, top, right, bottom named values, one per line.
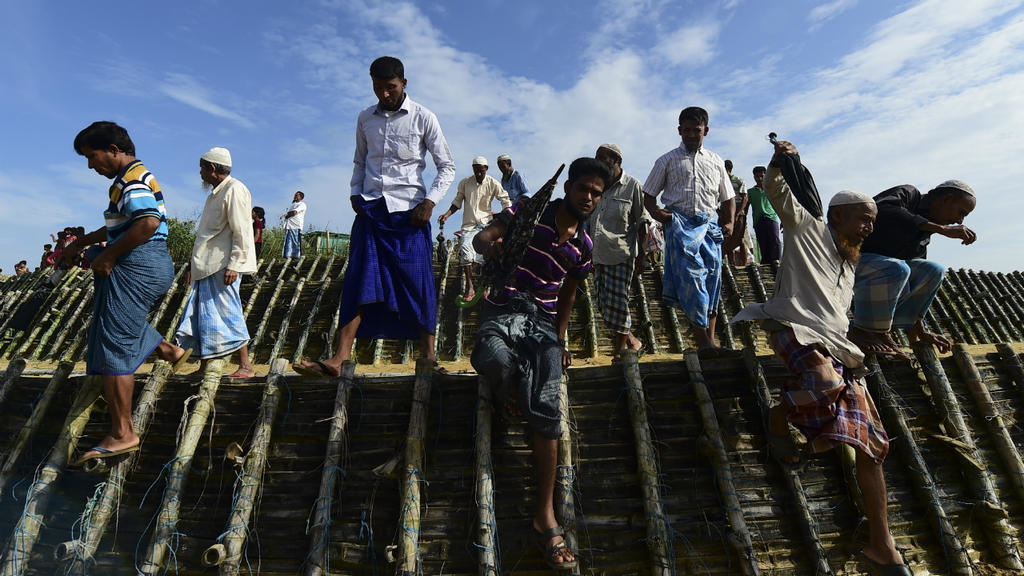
left=171, top=348, right=193, bottom=374
left=291, top=360, right=341, bottom=378
left=74, top=444, right=140, bottom=466
left=859, top=550, right=913, bottom=575
left=534, top=525, right=578, bottom=571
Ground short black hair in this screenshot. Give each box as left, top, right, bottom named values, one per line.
left=567, top=157, right=613, bottom=191
left=753, top=166, right=766, bottom=175
left=295, top=190, right=305, bottom=199
left=253, top=206, right=265, bottom=220
left=370, top=56, right=404, bottom=80
left=678, top=106, right=709, bottom=126
left=74, top=121, right=135, bottom=156
left=724, top=159, right=733, bottom=171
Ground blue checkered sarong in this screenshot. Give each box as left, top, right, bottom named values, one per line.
left=594, top=261, right=633, bottom=334
left=175, top=269, right=250, bottom=359
left=86, top=241, right=174, bottom=375
left=282, top=228, right=302, bottom=258
left=852, top=253, right=945, bottom=332
left=662, top=211, right=723, bottom=328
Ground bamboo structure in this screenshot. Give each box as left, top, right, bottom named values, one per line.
left=202, top=358, right=288, bottom=573
left=652, top=263, right=685, bottom=352
left=454, top=260, right=466, bottom=361
left=304, top=360, right=354, bottom=576
left=433, top=241, right=455, bottom=360
left=0, top=269, right=51, bottom=339
left=581, top=278, right=600, bottom=358
left=937, top=283, right=977, bottom=345
left=0, top=361, right=74, bottom=499
left=291, top=255, right=337, bottom=363
left=395, top=358, right=433, bottom=574
left=138, top=358, right=225, bottom=575
left=555, top=372, right=581, bottom=576
left=249, top=259, right=302, bottom=352
left=621, top=350, right=672, bottom=574
left=325, top=258, right=349, bottom=362
left=995, top=343, right=1024, bottom=402
left=0, top=375, right=104, bottom=576
left=473, top=375, right=499, bottom=576
left=45, top=281, right=94, bottom=361
left=979, top=273, right=1024, bottom=337
left=264, top=258, right=314, bottom=364
left=146, top=264, right=189, bottom=331
left=0, top=358, right=26, bottom=409
left=949, top=270, right=1003, bottom=342
left=927, top=289, right=964, bottom=344
left=952, top=344, right=1024, bottom=506
left=745, top=263, right=769, bottom=303
left=683, top=351, right=760, bottom=576
left=632, top=269, right=659, bottom=354
left=162, top=281, right=192, bottom=342
left=56, top=361, right=174, bottom=573
left=965, top=270, right=1020, bottom=341
left=863, top=357, right=971, bottom=575
left=911, top=342, right=1022, bottom=569
left=21, top=273, right=90, bottom=360
left=741, top=349, right=832, bottom=575
left=3, top=267, right=81, bottom=358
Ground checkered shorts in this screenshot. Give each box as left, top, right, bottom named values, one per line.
left=594, top=262, right=633, bottom=334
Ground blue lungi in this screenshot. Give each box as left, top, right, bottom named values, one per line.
left=662, top=211, right=723, bottom=328
left=175, top=269, right=250, bottom=359
left=282, top=229, right=302, bottom=258
left=852, top=253, right=945, bottom=332
left=86, top=241, right=174, bottom=375
left=339, top=197, right=436, bottom=339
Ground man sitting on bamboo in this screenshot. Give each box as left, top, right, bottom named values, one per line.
left=174, top=147, right=258, bottom=379
left=470, top=157, right=611, bottom=570
left=847, top=180, right=976, bottom=357
left=733, top=140, right=910, bottom=575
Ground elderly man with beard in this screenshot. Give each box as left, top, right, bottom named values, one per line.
left=174, top=147, right=258, bottom=378
left=733, top=141, right=909, bottom=575
left=470, top=157, right=611, bottom=571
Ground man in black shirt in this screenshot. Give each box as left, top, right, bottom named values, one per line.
left=848, top=180, right=976, bottom=356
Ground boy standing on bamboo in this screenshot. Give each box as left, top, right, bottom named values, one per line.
left=733, top=140, right=910, bottom=575
left=471, top=157, right=612, bottom=570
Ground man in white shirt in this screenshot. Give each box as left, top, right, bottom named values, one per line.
left=643, top=106, right=735, bottom=352
left=282, top=191, right=306, bottom=258
left=176, top=147, right=258, bottom=378
left=297, top=56, right=455, bottom=377
left=733, top=141, right=909, bottom=575
left=438, top=156, right=510, bottom=301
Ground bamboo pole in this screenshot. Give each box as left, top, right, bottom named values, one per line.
left=0, top=375, right=104, bottom=576
left=951, top=344, right=1024, bottom=507
left=912, top=342, right=1023, bottom=569
left=265, top=259, right=314, bottom=364
left=454, top=257, right=466, bottom=362
left=968, top=270, right=1021, bottom=341
left=836, top=443, right=866, bottom=518
left=621, top=350, right=672, bottom=575
left=395, top=358, right=433, bottom=574
left=684, top=351, right=759, bottom=575
left=248, top=263, right=294, bottom=353
left=741, top=349, right=832, bottom=575
left=927, top=289, right=964, bottom=344
left=244, top=258, right=290, bottom=318
left=56, top=361, right=173, bottom=573
left=716, top=301, right=736, bottom=350
left=9, top=271, right=86, bottom=358
left=0, top=269, right=51, bottom=338
left=653, top=263, right=685, bottom=352
left=947, top=271, right=994, bottom=343
left=0, top=358, right=26, bottom=410
left=720, top=261, right=747, bottom=348
left=745, top=263, right=769, bottom=303
left=555, top=372, right=581, bottom=576
left=304, top=361, right=354, bottom=576
left=201, top=358, right=288, bottom=573
left=473, top=375, right=499, bottom=576
left=950, top=269, right=1006, bottom=342
left=45, top=281, right=94, bottom=361
left=29, top=275, right=89, bottom=360
left=325, top=257, right=349, bottom=363
left=162, top=280, right=193, bottom=342
left=0, top=361, right=74, bottom=498
left=863, top=357, right=971, bottom=576
left=937, top=283, right=977, bottom=345
left=138, top=358, right=225, bottom=575
left=995, top=344, right=1024, bottom=405
left=632, top=268, right=659, bottom=354
left=581, top=278, right=600, bottom=359
left=291, top=255, right=337, bottom=363
left=433, top=241, right=455, bottom=361
left=982, top=273, right=1024, bottom=335
left=147, top=264, right=189, bottom=332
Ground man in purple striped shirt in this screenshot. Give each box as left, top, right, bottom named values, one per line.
left=471, top=157, right=611, bottom=570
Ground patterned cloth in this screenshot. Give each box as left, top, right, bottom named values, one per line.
left=853, top=253, right=945, bottom=332
left=105, top=160, right=168, bottom=244
left=175, top=269, right=250, bottom=360
left=471, top=293, right=563, bottom=439
left=769, top=327, right=889, bottom=462
left=458, top=224, right=485, bottom=264
left=339, top=196, right=436, bottom=339
left=282, top=229, right=302, bottom=258
left=662, top=211, right=722, bottom=328
left=86, top=241, right=174, bottom=375
left=645, top=222, right=664, bottom=254
left=594, top=262, right=633, bottom=334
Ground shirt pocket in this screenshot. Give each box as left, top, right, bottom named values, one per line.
left=396, top=133, right=421, bottom=161
left=602, top=197, right=633, bottom=236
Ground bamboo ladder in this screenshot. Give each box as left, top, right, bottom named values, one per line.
left=394, top=358, right=433, bottom=574
left=555, top=372, right=581, bottom=576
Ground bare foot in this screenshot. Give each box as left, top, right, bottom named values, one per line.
left=848, top=326, right=909, bottom=359
left=907, top=325, right=952, bottom=354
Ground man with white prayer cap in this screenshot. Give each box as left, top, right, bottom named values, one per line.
left=175, top=146, right=258, bottom=379
left=733, top=140, right=911, bottom=576
left=438, top=155, right=511, bottom=301
left=847, top=179, right=976, bottom=357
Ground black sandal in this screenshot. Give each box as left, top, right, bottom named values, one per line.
left=534, top=525, right=578, bottom=571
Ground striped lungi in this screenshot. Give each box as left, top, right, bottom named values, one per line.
left=594, top=261, right=633, bottom=334
left=769, top=327, right=889, bottom=462
left=175, top=268, right=250, bottom=359
left=86, top=240, right=174, bottom=375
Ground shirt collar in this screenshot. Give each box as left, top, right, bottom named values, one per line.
left=114, top=159, right=143, bottom=181
left=679, top=141, right=702, bottom=155
left=374, top=94, right=413, bottom=116
left=210, top=175, right=233, bottom=195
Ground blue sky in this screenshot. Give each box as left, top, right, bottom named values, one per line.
left=1, top=0, right=1022, bottom=272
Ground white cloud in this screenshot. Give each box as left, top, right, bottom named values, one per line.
left=160, top=73, right=255, bottom=129
left=653, top=23, right=721, bottom=67
left=808, top=0, right=859, bottom=30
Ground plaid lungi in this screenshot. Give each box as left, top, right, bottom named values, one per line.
left=662, top=211, right=723, bottom=328
left=769, top=327, right=889, bottom=462
left=594, top=261, right=633, bottom=334
left=853, top=253, right=945, bottom=332
left=175, top=268, right=250, bottom=359
left=282, top=228, right=302, bottom=258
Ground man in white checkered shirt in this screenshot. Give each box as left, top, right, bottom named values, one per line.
left=643, top=106, right=735, bottom=352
